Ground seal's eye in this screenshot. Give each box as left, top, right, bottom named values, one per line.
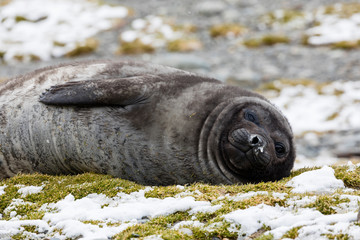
left=244, top=110, right=258, bottom=124
left=275, top=142, right=286, bottom=157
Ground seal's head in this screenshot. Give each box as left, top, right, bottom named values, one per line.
left=202, top=96, right=295, bottom=184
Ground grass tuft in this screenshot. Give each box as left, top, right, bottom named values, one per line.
left=209, top=23, right=247, bottom=38
left=243, top=34, right=290, bottom=48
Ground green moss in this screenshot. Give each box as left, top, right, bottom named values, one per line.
left=195, top=212, right=218, bottom=223
left=323, top=233, right=351, bottom=240
left=173, top=24, right=197, bottom=33
left=11, top=54, right=41, bottom=62
left=2, top=165, right=360, bottom=239
left=335, top=166, right=360, bottom=189
left=326, top=112, right=340, bottom=121
left=115, top=212, right=192, bottom=239
left=15, top=15, right=28, bottom=22
left=13, top=203, right=39, bottom=218
left=264, top=9, right=304, bottom=25
left=332, top=40, right=360, bottom=49
left=282, top=226, right=302, bottom=239
left=302, top=34, right=310, bottom=45
left=209, top=23, right=247, bottom=38
left=53, top=41, right=66, bottom=47
left=243, top=34, right=290, bottom=48
left=257, top=78, right=340, bottom=97
left=191, top=221, right=239, bottom=239
left=66, top=38, right=99, bottom=57
left=145, top=185, right=184, bottom=199
left=262, top=34, right=290, bottom=45
left=243, top=38, right=262, bottom=48
left=117, top=39, right=155, bottom=54
left=22, top=225, right=38, bottom=233
left=254, top=233, right=274, bottom=240
left=305, top=195, right=349, bottom=215
left=11, top=233, right=27, bottom=240
left=324, top=3, right=360, bottom=18
left=167, top=38, right=202, bottom=52
left=257, top=78, right=318, bottom=92
left=0, top=173, right=143, bottom=220
left=14, top=15, right=47, bottom=23
left=146, top=180, right=288, bottom=204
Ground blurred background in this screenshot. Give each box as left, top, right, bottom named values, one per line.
left=0, top=0, right=359, bottom=169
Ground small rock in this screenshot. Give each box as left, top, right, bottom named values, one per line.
left=195, top=1, right=227, bottom=16
left=211, top=237, right=221, bottom=240
left=131, top=233, right=140, bottom=238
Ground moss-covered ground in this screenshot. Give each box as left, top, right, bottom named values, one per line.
left=1, top=165, right=360, bottom=239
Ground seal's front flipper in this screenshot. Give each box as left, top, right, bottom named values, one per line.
left=39, top=77, right=151, bottom=107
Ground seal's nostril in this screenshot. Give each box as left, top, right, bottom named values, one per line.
left=249, top=135, right=263, bottom=147
left=251, top=136, right=259, bottom=145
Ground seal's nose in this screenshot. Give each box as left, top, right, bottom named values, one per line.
left=249, top=134, right=263, bottom=147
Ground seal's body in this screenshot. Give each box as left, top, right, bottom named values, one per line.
left=0, top=61, right=295, bottom=185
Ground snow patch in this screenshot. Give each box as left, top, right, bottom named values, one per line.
left=0, top=0, right=128, bottom=63
left=286, top=166, right=345, bottom=193
left=17, top=185, right=43, bottom=197
left=0, top=185, right=6, bottom=196
left=271, top=81, right=360, bottom=135
left=229, top=191, right=268, bottom=201
left=224, top=203, right=358, bottom=239
left=307, top=14, right=360, bottom=45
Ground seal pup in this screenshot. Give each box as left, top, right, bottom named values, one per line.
left=0, top=60, right=295, bottom=185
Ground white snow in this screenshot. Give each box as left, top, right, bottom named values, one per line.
left=0, top=0, right=128, bottom=63
left=225, top=204, right=285, bottom=235
left=225, top=203, right=358, bottom=239
left=228, top=191, right=268, bottom=201
left=286, top=195, right=317, bottom=207
left=44, top=191, right=210, bottom=223
left=307, top=13, right=360, bottom=45
left=0, top=189, right=212, bottom=239
left=120, top=15, right=186, bottom=48
left=188, top=204, right=222, bottom=214
left=0, top=185, right=6, bottom=196
left=286, top=166, right=345, bottom=193
left=17, top=185, right=43, bottom=197
left=271, top=81, right=360, bottom=135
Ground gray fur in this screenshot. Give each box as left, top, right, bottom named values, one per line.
left=0, top=60, right=295, bottom=185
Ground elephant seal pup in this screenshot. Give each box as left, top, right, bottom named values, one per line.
left=0, top=60, right=295, bottom=185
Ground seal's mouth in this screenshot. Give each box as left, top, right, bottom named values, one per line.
left=227, top=128, right=271, bottom=169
